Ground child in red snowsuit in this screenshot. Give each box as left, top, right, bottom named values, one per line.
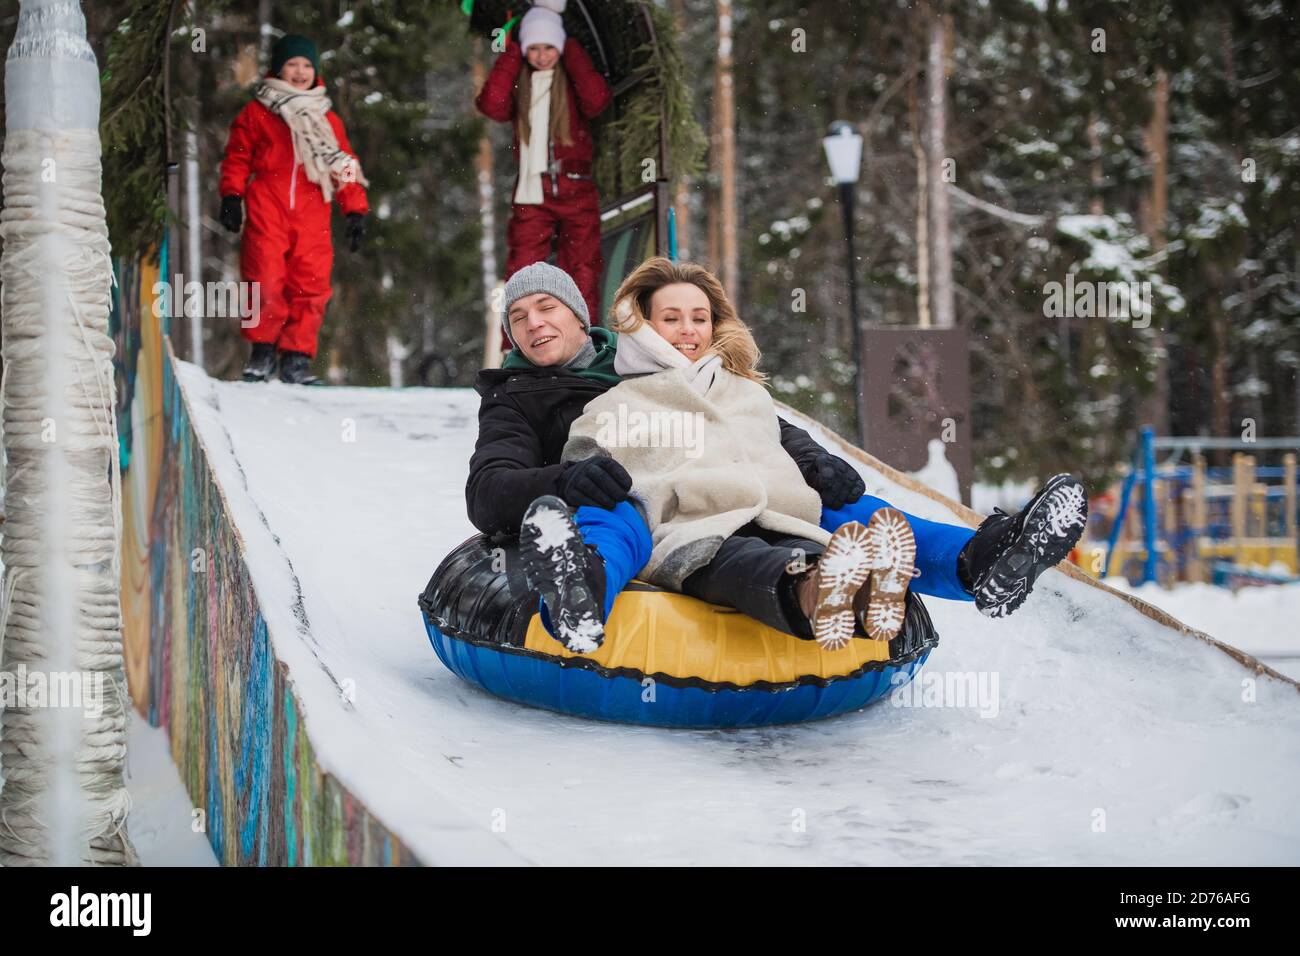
left=219, top=34, right=369, bottom=384
left=475, top=0, right=612, bottom=329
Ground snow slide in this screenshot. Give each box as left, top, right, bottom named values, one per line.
left=159, top=359, right=1300, bottom=865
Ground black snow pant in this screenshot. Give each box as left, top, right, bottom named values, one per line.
left=680, top=522, right=826, bottom=640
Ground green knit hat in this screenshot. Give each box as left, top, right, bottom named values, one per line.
left=271, top=34, right=319, bottom=77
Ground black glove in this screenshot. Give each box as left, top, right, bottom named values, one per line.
left=219, top=195, right=242, bottom=233
left=346, top=213, right=366, bottom=253
left=803, top=452, right=865, bottom=511
left=557, top=457, right=633, bottom=511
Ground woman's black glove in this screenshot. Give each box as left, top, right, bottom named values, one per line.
left=557, top=457, right=633, bottom=511
left=802, top=452, right=865, bottom=511
left=346, top=213, right=366, bottom=253
left=220, top=195, right=242, bottom=233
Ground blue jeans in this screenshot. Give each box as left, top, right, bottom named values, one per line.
left=820, top=495, right=975, bottom=602
left=536, top=500, right=653, bottom=637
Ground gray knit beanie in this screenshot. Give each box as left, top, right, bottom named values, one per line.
left=501, top=262, right=591, bottom=348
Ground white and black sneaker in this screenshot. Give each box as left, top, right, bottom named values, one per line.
left=959, top=474, right=1088, bottom=619
left=519, top=495, right=606, bottom=653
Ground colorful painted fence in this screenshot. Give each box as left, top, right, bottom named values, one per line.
left=113, top=245, right=418, bottom=865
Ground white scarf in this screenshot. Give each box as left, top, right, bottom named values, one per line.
left=514, top=68, right=553, bottom=205
left=255, top=77, right=369, bottom=206
left=613, top=320, right=723, bottom=396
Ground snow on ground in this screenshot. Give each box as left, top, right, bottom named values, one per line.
left=0, top=594, right=216, bottom=866
left=0, top=713, right=217, bottom=866
left=169, top=361, right=1300, bottom=865
left=126, top=719, right=218, bottom=866
left=1104, top=579, right=1300, bottom=682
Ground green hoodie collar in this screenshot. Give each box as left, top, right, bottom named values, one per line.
left=501, top=326, right=621, bottom=386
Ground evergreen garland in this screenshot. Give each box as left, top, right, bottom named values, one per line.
left=589, top=2, right=707, bottom=199
left=100, top=0, right=173, bottom=262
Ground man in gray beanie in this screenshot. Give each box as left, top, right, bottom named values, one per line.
left=499, top=260, right=595, bottom=366
left=467, top=261, right=643, bottom=652
left=470, top=260, right=624, bottom=538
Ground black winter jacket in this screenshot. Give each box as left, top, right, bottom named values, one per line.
left=465, top=365, right=833, bottom=536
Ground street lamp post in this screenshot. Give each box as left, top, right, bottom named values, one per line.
left=822, top=121, right=866, bottom=446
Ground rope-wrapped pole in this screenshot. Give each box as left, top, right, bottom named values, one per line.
left=0, top=0, right=136, bottom=866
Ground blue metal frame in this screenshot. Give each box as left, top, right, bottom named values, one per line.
left=1140, top=426, right=1158, bottom=585
left=1102, top=443, right=1140, bottom=579
left=1104, top=426, right=1161, bottom=585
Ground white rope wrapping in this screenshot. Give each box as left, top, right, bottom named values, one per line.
left=0, top=127, right=137, bottom=866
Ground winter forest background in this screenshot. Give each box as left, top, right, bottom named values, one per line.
left=1, top=0, right=1297, bottom=495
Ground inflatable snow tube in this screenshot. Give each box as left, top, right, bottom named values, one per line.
left=419, top=534, right=939, bottom=729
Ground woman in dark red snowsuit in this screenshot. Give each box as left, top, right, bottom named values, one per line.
left=475, top=0, right=612, bottom=327
left=219, top=34, right=369, bottom=384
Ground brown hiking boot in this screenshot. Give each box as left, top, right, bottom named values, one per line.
left=852, top=507, right=918, bottom=641
left=794, top=521, right=874, bottom=650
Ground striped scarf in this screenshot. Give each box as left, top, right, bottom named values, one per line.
left=255, top=77, right=369, bottom=205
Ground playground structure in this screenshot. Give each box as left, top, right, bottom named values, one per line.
left=1080, top=427, right=1300, bottom=589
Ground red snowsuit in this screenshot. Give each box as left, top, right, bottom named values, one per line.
left=476, top=37, right=611, bottom=325
left=219, top=76, right=368, bottom=358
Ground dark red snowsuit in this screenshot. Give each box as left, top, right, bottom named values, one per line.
left=219, top=76, right=368, bottom=358
left=475, top=37, right=611, bottom=326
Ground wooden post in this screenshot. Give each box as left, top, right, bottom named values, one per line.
left=1231, top=453, right=1247, bottom=566
left=670, top=0, right=691, bottom=260
left=713, top=0, right=739, bottom=303
left=1140, top=68, right=1170, bottom=434
left=1164, top=476, right=1178, bottom=534
left=1245, top=455, right=1259, bottom=562
left=1250, top=479, right=1267, bottom=543
left=472, top=48, right=502, bottom=371
left=1128, top=473, right=1147, bottom=579
left=925, top=4, right=955, bottom=329
left=1285, top=453, right=1297, bottom=574
left=1182, top=487, right=1199, bottom=582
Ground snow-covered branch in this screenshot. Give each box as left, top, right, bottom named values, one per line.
left=947, top=184, right=1048, bottom=228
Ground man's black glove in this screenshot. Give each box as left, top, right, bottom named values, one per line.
left=802, top=452, right=865, bottom=511
left=346, top=213, right=366, bottom=253
left=557, top=457, right=633, bottom=511
left=219, top=195, right=242, bottom=233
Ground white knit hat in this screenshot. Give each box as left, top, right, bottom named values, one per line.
left=519, top=0, right=566, bottom=53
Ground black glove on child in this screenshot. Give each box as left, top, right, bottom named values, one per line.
left=346, top=213, right=366, bottom=253
left=803, top=452, right=866, bottom=511
left=557, top=457, right=633, bottom=511
left=220, top=195, right=242, bottom=233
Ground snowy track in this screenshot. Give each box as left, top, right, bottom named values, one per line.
left=177, top=361, right=1300, bottom=865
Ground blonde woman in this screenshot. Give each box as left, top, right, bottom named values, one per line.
left=557, top=258, right=1088, bottom=648
left=560, top=259, right=915, bottom=648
